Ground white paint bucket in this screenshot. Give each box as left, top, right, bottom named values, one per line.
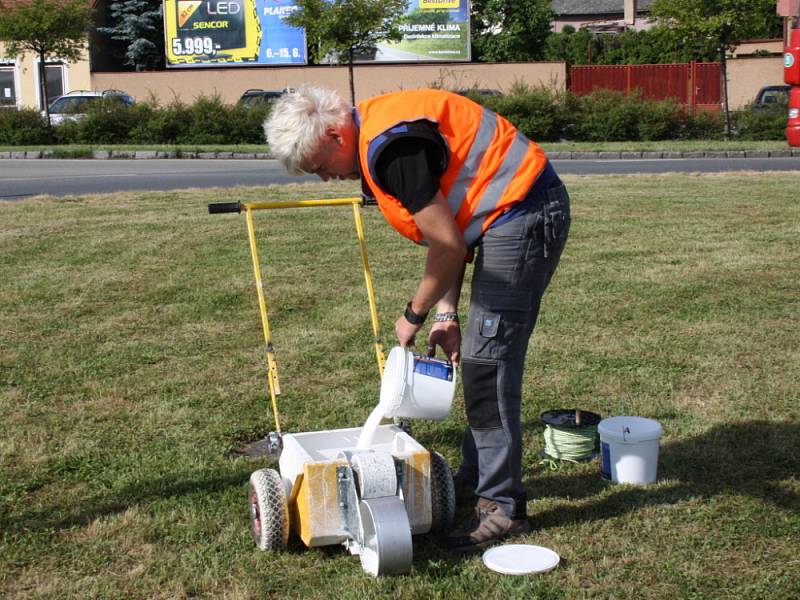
left=380, top=346, right=455, bottom=421
left=598, top=416, right=663, bottom=484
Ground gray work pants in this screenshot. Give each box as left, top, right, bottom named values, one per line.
left=457, top=182, right=571, bottom=519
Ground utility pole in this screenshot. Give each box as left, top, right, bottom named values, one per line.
left=624, top=0, right=637, bottom=27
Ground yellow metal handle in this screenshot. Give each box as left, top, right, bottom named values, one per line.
left=245, top=206, right=282, bottom=434
left=352, top=202, right=386, bottom=378
left=240, top=197, right=386, bottom=434
left=243, top=197, right=362, bottom=211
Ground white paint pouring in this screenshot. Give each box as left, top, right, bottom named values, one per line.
left=356, top=403, right=387, bottom=450
left=356, top=347, right=456, bottom=449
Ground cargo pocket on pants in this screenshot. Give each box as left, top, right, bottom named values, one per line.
left=464, top=289, right=531, bottom=361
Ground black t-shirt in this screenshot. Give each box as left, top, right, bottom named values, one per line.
left=372, top=120, right=448, bottom=214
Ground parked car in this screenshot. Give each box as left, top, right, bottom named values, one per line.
left=754, top=85, right=790, bottom=108
left=238, top=88, right=291, bottom=109
left=46, top=89, right=134, bottom=125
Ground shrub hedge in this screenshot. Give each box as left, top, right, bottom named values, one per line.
left=732, top=101, right=789, bottom=141
left=0, top=89, right=787, bottom=146
left=0, top=108, right=53, bottom=145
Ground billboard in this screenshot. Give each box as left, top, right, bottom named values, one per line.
left=163, top=0, right=470, bottom=67
left=164, top=0, right=307, bottom=67
left=364, top=0, right=470, bottom=63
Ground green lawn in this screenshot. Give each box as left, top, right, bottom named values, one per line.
left=1, top=174, right=798, bottom=599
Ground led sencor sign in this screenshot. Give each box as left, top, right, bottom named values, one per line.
left=164, top=0, right=307, bottom=67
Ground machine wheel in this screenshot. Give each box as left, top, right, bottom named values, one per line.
left=429, top=451, right=455, bottom=533
left=358, top=497, right=413, bottom=576
left=249, top=468, right=289, bottom=551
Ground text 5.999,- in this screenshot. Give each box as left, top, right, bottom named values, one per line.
left=172, top=37, right=216, bottom=56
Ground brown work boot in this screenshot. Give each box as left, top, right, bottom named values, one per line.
left=445, top=498, right=531, bottom=552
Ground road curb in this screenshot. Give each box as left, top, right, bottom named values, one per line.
left=2, top=149, right=800, bottom=160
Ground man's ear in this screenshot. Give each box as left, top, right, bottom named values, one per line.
left=325, top=127, right=342, bottom=144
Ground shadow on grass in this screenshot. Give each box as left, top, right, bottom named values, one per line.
left=411, top=419, right=800, bottom=573
left=530, top=420, right=799, bottom=530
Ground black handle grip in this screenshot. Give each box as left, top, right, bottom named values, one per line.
left=208, top=202, right=242, bottom=214
left=361, top=195, right=377, bottom=207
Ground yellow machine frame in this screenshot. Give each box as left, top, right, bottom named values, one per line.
left=226, top=197, right=387, bottom=434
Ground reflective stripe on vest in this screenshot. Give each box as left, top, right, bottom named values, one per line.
left=444, top=109, right=494, bottom=219
left=462, top=129, right=532, bottom=244
left=357, top=89, right=547, bottom=246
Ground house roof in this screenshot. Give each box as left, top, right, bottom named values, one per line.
left=552, top=0, right=654, bottom=15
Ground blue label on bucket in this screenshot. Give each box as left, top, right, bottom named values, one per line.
left=412, top=355, right=454, bottom=381
left=600, top=441, right=611, bottom=480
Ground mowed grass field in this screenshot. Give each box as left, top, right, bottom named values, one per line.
left=1, top=173, right=798, bottom=599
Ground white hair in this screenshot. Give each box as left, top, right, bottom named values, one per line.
left=263, top=85, right=352, bottom=175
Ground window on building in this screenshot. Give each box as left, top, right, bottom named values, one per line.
left=44, top=63, right=65, bottom=106
left=0, top=66, right=15, bottom=108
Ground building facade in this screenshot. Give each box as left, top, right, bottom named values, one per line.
left=0, top=42, right=92, bottom=110
left=552, top=0, right=655, bottom=33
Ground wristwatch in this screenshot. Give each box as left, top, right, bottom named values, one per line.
left=404, top=301, right=428, bottom=325
left=433, top=311, right=459, bottom=323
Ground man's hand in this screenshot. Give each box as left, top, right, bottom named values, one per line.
left=395, top=315, right=422, bottom=348
left=427, top=320, right=461, bottom=366
left=396, top=192, right=465, bottom=355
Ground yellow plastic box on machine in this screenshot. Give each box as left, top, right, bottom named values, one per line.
left=280, top=425, right=433, bottom=548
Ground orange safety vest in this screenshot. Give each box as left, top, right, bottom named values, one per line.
left=356, top=89, right=548, bottom=246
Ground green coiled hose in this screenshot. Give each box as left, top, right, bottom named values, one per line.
left=542, top=423, right=598, bottom=464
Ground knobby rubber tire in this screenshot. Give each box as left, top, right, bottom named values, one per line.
left=249, top=468, right=289, bottom=551
left=429, top=451, right=456, bottom=533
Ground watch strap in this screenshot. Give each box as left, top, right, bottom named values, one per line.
left=404, top=301, right=428, bottom=325
left=433, top=311, right=459, bottom=323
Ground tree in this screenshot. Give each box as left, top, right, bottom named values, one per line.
left=650, top=0, right=783, bottom=137
left=543, top=26, right=595, bottom=65
left=0, top=0, right=93, bottom=124
left=470, top=0, right=553, bottom=62
left=599, top=26, right=718, bottom=65
left=544, top=26, right=719, bottom=66
left=98, top=0, right=165, bottom=71
left=286, top=0, right=409, bottom=105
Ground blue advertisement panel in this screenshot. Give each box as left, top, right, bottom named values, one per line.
left=164, top=0, right=306, bottom=67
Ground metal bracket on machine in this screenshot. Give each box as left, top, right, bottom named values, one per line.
left=337, top=465, right=362, bottom=555
left=266, top=431, right=283, bottom=455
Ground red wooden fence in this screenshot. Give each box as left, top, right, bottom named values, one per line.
left=570, top=61, right=721, bottom=110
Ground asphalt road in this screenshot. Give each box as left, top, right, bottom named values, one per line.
left=0, top=158, right=314, bottom=199
left=1, top=157, right=800, bottom=199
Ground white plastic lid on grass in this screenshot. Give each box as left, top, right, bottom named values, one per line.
left=482, top=544, right=560, bottom=575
